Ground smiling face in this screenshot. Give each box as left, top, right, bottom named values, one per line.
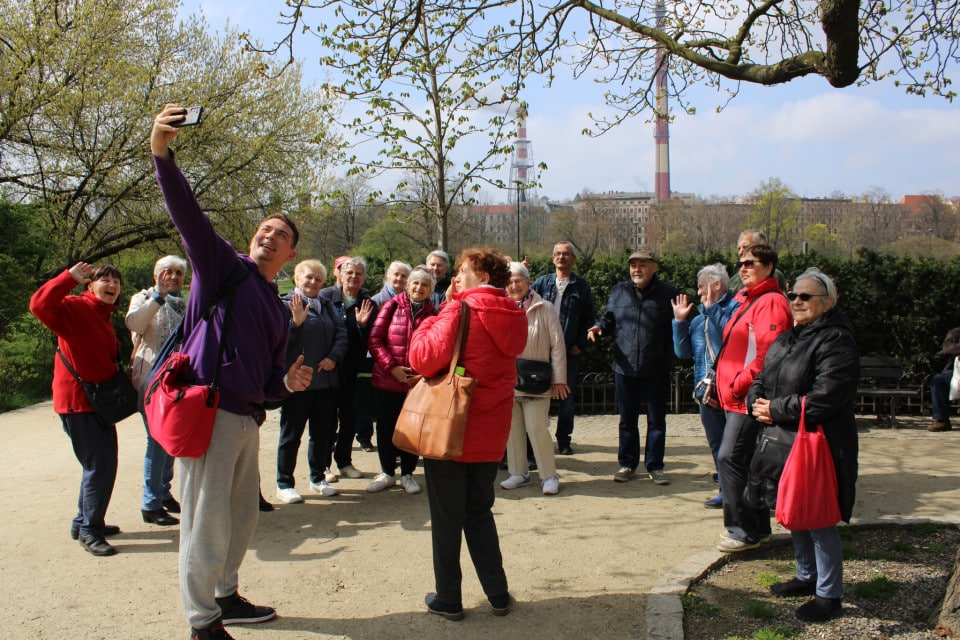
left=387, top=265, right=409, bottom=292
left=789, top=278, right=834, bottom=326
left=629, top=259, right=658, bottom=288
left=341, top=264, right=366, bottom=297
left=248, top=218, right=297, bottom=279
left=738, top=251, right=774, bottom=289
left=426, top=256, right=448, bottom=279
left=506, top=272, right=530, bottom=301
left=88, top=274, right=121, bottom=305
left=155, top=266, right=185, bottom=294
left=407, top=276, right=433, bottom=303
left=295, top=267, right=326, bottom=298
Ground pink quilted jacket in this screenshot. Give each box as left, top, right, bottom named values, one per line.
left=368, top=292, right=436, bottom=392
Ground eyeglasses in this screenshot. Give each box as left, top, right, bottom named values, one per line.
left=735, top=259, right=759, bottom=270
left=786, top=292, right=829, bottom=302
left=553, top=251, right=573, bottom=257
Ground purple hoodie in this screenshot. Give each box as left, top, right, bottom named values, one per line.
left=154, top=153, right=289, bottom=415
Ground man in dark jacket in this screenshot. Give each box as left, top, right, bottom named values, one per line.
left=531, top=241, right=596, bottom=454
left=929, top=326, right=960, bottom=432
left=588, top=250, right=678, bottom=485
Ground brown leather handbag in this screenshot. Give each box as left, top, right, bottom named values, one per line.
left=393, top=301, right=477, bottom=460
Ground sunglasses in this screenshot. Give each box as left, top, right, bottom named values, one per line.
left=735, top=259, right=761, bottom=270
left=786, top=292, right=829, bottom=302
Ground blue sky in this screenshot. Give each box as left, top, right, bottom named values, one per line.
left=180, top=0, right=959, bottom=203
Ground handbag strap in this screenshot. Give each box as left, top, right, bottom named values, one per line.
left=207, top=259, right=247, bottom=391
left=444, top=300, right=471, bottom=381
left=57, top=347, right=122, bottom=384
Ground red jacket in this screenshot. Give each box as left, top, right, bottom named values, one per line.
left=715, top=277, right=791, bottom=413
left=368, top=293, right=436, bottom=393
left=409, top=287, right=528, bottom=462
left=29, top=270, right=121, bottom=415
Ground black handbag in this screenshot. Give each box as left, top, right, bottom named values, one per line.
left=515, top=358, right=553, bottom=394
left=57, top=349, right=139, bottom=426
left=743, top=424, right=797, bottom=510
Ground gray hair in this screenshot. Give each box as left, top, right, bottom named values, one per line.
left=384, top=261, right=412, bottom=285
left=407, top=266, right=436, bottom=291
left=739, top=229, right=768, bottom=245
left=554, top=240, right=578, bottom=257
left=342, top=256, right=367, bottom=273
left=426, top=250, right=449, bottom=265
left=697, top=263, right=729, bottom=289
left=795, top=267, right=838, bottom=302
left=154, top=255, right=187, bottom=277
left=508, top=261, right=530, bottom=280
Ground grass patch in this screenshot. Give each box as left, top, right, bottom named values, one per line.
left=754, top=572, right=781, bottom=588
left=910, top=522, right=942, bottom=535
left=742, top=600, right=777, bottom=619
left=682, top=593, right=721, bottom=618
left=725, top=627, right=799, bottom=640
left=887, top=540, right=914, bottom=555
left=929, top=542, right=947, bottom=552
left=852, top=574, right=899, bottom=599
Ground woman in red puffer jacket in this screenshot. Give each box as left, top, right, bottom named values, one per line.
left=366, top=266, right=437, bottom=495
left=408, top=247, right=528, bottom=621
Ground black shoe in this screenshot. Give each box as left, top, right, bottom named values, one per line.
left=489, top=593, right=511, bottom=616
left=259, top=492, right=274, bottom=512
left=190, top=619, right=235, bottom=640
left=70, top=524, right=120, bottom=540
left=795, top=595, right=842, bottom=622
left=216, top=592, right=276, bottom=625
left=558, top=445, right=573, bottom=455
left=142, top=508, right=179, bottom=526
left=79, top=534, right=117, bottom=556
left=359, top=440, right=375, bottom=452
left=163, top=497, right=182, bottom=514
left=425, top=593, right=464, bottom=621
left=770, top=578, right=817, bottom=598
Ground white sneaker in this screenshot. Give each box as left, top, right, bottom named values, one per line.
left=541, top=474, right=560, bottom=495
left=399, top=474, right=421, bottom=494
left=276, top=487, right=304, bottom=504
left=309, top=480, right=339, bottom=497
left=339, top=464, right=363, bottom=479
left=323, top=468, right=338, bottom=484
left=500, top=473, right=531, bottom=490
left=366, top=473, right=396, bottom=493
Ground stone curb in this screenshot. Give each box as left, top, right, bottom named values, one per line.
left=646, top=515, right=960, bottom=640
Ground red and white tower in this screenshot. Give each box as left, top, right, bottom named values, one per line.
left=509, top=106, right=534, bottom=203
left=653, top=0, right=670, bottom=202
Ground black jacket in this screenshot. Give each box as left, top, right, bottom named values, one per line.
left=747, top=308, right=860, bottom=523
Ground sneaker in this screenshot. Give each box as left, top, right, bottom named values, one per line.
left=500, top=473, right=531, bottom=489
left=190, top=619, right=235, bottom=640
left=366, top=473, right=397, bottom=493
left=425, top=593, right=464, bottom=621
left=275, top=487, right=304, bottom=504
left=323, top=468, right=338, bottom=484
left=339, top=464, right=363, bottom=479
left=489, top=592, right=511, bottom=616
left=359, top=440, right=375, bottom=452
left=704, top=494, right=723, bottom=509
left=929, top=420, right=953, bottom=432
left=717, top=537, right=763, bottom=553
left=613, top=467, right=635, bottom=482
left=541, top=475, right=560, bottom=495
left=309, top=480, right=339, bottom=497
left=216, top=592, right=276, bottom=625
left=649, top=469, right=670, bottom=485
left=795, top=595, right=842, bottom=622
left=770, top=578, right=817, bottom=598
left=400, top=474, right=421, bottom=494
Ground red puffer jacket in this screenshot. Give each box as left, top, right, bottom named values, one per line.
left=30, top=270, right=121, bottom=415
left=368, top=292, right=436, bottom=393
left=715, top=277, right=792, bottom=413
left=409, top=286, right=528, bottom=462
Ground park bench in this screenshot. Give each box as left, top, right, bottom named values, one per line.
left=857, top=356, right=919, bottom=427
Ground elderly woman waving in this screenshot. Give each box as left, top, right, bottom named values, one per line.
left=748, top=268, right=859, bottom=622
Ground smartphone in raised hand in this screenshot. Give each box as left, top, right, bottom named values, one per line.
left=171, top=106, right=203, bottom=127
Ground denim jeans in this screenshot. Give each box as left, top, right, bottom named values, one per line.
left=142, top=414, right=175, bottom=510
left=718, top=411, right=770, bottom=542
left=615, top=372, right=668, bottom=472
left=930, top=369, right=955, bottom=421
left=61, top=412, right=118, bottom=537
left=792, top=526, right=844, bottom=599
left=699, top=404, right=726, bottom=487
left=555, top=352, right=581, bottom=447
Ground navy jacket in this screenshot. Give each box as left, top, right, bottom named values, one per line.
left=531, top=272, right=596, bottom=354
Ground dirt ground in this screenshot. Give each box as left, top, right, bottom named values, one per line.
left=2, top=406, right=958, bottom=640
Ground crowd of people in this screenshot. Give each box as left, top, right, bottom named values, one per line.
left=26, top=105, right=957, bottom=638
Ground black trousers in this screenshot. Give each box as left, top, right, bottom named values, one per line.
left=422, top=458, right=508, bottom=605
left=333, top=374, right=359, bottom=468
left=374, top=388, right=418, bottom=476
left=277, top=388, right=338, bottom=487
left=61, top=412, right=118, bottom=537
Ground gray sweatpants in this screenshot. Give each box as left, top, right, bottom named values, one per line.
left=178, top=410, right=260, bottom=628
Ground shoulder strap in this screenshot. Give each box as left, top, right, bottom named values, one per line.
left=444, top=300, right=471, bottom=380
left=711, top=289, right=779, bottom=371
left=208, top=258, right=249, bottom=390
left=58, top=346, right=122, bottom=384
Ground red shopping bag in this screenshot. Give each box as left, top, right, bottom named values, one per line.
left=775, top=397, right=841, bottom=530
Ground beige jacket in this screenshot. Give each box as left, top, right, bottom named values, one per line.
left=515, top=291, right=568, bottom=398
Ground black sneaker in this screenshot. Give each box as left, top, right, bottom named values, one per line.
left=359, top=440, right=375, bottom=452
left=216, top=592, right=276, bottom=625
left=425, top=593, right=464, bottom=621
left=795, top=595, right=842, bottom=622
left=190, top=619, right=235, bottom=640
left=770, top=578, right=817, bottom=598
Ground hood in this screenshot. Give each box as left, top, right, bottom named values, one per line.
left=457, top=287, right=527, bottom=357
